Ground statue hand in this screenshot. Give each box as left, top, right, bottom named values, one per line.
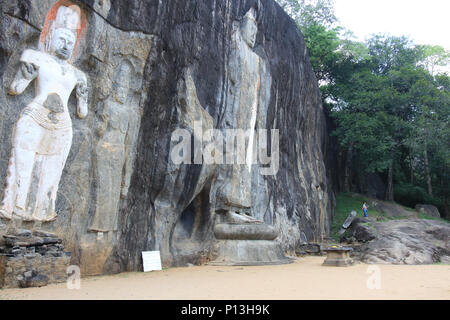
left=76, top=81, right=88, bottom=99
left=9, top=62, right=37, bottom=95
left=96, top=123, right=106, bottom=137
left=21, top=62, right=38, bottom=80
left=76, top=80, right=88, bottom=119
left=95, top=105, right=108, bottom=136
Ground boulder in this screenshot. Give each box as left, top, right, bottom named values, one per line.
left=20, top=273, right=49, bottom=288
left=350, top=218, right=377, bottom=242
left=352, top=219, right=450, bottom=264
left=370, top=200, right=418, bottom=219
left=415, top=205, right=441, bottom=218
left=299, top=243, right=321, bottom=254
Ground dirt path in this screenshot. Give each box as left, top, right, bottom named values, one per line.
left=0, top=257, right=449, bottom=300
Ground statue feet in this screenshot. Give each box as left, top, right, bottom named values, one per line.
left=44, top=212, right=57, bottom=222
left=1, top=207, right=57, bottom=223
left=0, top=207, right=12, bottom=220
left=12, top=209, right=34, bottom=222
left=33, top=212, right=57, bottom=223
left=226, top=211, right=264, bottom=224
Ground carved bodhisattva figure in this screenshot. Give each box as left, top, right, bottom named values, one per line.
left=89, top=61, right=135, bottom=233
left=0, top=5, right=88, bottom=222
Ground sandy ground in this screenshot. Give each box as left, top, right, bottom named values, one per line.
left=0, top=257, right=449, bottom=300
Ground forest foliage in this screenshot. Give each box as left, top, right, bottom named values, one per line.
left=276, top=0, right=450, bottom=217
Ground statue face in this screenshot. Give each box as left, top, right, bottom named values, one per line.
left=113, top=62, right=132, bottom=104
left=113, top=85, right=128, bottom=105
left=50, top=28, right=76, bottom=60
left=241, top=18, right=257, bottom=48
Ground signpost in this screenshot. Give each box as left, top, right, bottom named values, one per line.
left=142, top=251, right=162, bottom=272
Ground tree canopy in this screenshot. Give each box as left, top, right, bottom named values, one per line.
left=275, top=0, right=450, bottom=217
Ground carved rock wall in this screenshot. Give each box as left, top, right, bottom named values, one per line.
left=0, top=0, right=334, bottom=274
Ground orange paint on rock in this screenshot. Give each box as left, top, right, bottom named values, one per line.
left=39, top=0, right=87, bottom=62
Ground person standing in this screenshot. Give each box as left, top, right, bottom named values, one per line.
left=362, top=202, right=369, bottom=217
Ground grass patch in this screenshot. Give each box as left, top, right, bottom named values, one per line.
left=331, top=192, right=450, bottom=241
left=418, top=212, right=448, bottom=223
left=330, top=193, right=371, bottom=241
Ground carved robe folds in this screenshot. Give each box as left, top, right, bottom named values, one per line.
left=89, top=101, right=130, bottom=232
left=1, top=48, right=87, bottom=222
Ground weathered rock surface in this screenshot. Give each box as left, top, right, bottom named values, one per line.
left=369, top=199, right=419, bottom=219
left=0, top=0, right=333, bottom=274
left=19, top=272, right=49, bottom=288
left=296, top=243, right=321, bottom=255
left=415, top=204, right=441, bottom=218
left=214, top=223, right=278, bottom=241
left=211, top=240, right=292, bottom=266
left=0, top=227, right=71, bottom=288
left=348, top=219, right=450, bottom=265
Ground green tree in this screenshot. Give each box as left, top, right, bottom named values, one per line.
left=417, top=45, right=450, bottom=77
left=276, top=0, right=337, bottom=28
left=276, top=0, right=342, bottom=82
left=328, top=35, right=423, bottom=201
left=277, top=0, right=449, bottom=214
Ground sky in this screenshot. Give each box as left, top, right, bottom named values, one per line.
left=334, top=0, right=450, bottom=50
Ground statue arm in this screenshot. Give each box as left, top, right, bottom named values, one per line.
left=121, top=111, right=138, bottom=198
left=121, top=154, right=131, bottom=198
left=258, top=58, right=270, bottom=109
left=96, top=101, right=108, bottom=137
left=9, top=62, right=38, bottom=96
left=229, top=31, right=240, bottom=85
left=76, top=73, right=88, bottom=119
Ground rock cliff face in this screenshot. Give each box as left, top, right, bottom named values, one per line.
left=0, top=0, right=333, bottom=274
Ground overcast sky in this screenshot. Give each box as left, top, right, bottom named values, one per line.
left=334, top=0, right=450, bottom=50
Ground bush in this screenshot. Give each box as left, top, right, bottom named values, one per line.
left=394, top=183, right=443, bottom=212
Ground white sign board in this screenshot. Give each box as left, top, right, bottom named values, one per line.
left=142, top=251, right=162, bottom=272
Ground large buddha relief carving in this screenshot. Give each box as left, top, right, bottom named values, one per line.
left=214, top=7, right=272, bottom=223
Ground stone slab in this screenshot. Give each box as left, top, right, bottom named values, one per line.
left=214, top=223, right=278, bottom=241
left=209, top=240, right=293, bottom=266
left=322, top=249, right=354, bottom=267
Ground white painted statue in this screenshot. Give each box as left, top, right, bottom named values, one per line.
left=0, top=5, right=88, bottom=222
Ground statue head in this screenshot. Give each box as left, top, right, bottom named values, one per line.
left=112, top=61, right=133, bottom=104
left=47, top=5, right=80, bottom=60
left=240, top=8, right=257, bottom=48
left=49, top=28, right=76, bottom=60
